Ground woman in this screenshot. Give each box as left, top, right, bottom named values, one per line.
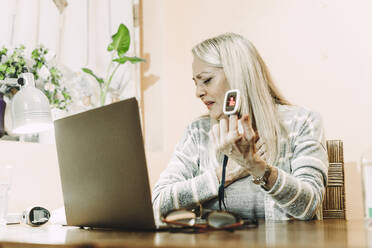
left=152, top=33, right=328, bottom=221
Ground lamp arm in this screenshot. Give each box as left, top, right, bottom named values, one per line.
left=0, top=80, right=18, bottom=87
left=0, top=79, right=19, bottom=95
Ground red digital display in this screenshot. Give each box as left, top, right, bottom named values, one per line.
left=228, top=96, right=236, bottom=107
left=225, top=92, right=237, bottom=112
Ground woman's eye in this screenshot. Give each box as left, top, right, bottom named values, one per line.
left=203, top=78, right=212, bottom=84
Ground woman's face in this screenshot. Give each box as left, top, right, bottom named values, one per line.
left=192, top=57, right=230, bottom=120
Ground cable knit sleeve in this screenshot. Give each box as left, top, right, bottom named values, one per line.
left=266, top=110, right=328, bottom=220
left=152, top=120, right=219, bottom=218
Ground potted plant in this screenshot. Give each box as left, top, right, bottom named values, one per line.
left=0, top=45, right=72, bottom=137
left=82, top=23, right=144, bottom=106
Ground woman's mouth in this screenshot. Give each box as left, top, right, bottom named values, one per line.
left=204, top=101, right=215, bottom=109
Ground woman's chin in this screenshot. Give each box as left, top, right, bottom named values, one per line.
left=209, top=111, right=223, bottom=120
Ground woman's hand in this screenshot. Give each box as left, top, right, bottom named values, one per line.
left=210, top=114, right=267, bottom=178
left=215, top=158, right=250, bottom=187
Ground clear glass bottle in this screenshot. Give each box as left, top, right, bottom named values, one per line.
left=360, top=148, right=372, bottom=221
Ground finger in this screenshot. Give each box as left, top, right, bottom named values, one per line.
left=257, top=142, right=266, bottom=155
left=238, top=119, right=245, bottom=137
left=258, top=147, right=265, bottom=157
left=232, top=142, right=242, bottom=154
left=241, top=114, right=255, bottom=142
left=254, top=134, right=260, bottom=143
left=238, top=121, right=244, bottom=135
left=227, top=115, right=241, bottom=145
left=256, top=143, right=263, bottom=151
left=256, top=140, right=264, bottom=152
left=255, top=136, right=263, bottom=146
left=219, top=118, right=228, bottom=145
left=260, top=153, right=267, bottom=161
left=258, top=149, right=266, bottom=158
left=229, top=115, right=238, bottom=135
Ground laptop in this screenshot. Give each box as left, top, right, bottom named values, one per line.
left=54, top=97, right=164, bottom=230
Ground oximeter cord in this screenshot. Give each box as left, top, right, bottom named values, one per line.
left=218, top=155, right=229, bottom=210
left=219, top=88, right=241, bottom=210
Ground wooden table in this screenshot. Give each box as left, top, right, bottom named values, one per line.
left=0, top=219, right=371, bottom=248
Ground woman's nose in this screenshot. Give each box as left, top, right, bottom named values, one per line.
left=195, top=84, right=206, bottom=98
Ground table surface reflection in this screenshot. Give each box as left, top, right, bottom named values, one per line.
left=0, top=219, right=371, bottom=248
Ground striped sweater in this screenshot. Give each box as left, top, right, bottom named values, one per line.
left=152, top=105, right=328, bottom=221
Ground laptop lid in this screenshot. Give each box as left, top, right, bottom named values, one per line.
left=54, top=98, right=156, bottom=230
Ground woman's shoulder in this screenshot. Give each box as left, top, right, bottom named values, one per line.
left=179, top=115, right=211, bottom=146
left=278, top=104, right=321, bottom=120
left=187, top=115, right=211, bottom=132
left=277, top=104, right=323, bottom=132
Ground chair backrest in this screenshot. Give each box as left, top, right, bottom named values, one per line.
left=323, top=140, right=345, bottom=219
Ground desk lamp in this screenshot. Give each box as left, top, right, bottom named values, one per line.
left=11, top=73, right=52, bottom=134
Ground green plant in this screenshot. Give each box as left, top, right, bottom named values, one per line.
left=82, top=23, right=144, bottom=106
left=30, top=46, right=72, bottom=110
left=0, top=45, right=72, bottom=110
left=0, top=46, right=27, bottom=81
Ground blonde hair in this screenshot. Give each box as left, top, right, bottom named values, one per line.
left=192, top=33, right=290, bottom=166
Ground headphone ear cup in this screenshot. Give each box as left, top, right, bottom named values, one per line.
left=22, top=206, right=50, bottom=226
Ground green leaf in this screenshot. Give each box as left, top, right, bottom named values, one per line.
left=125, top=56, right=145, bottom=64
left=6, top=66, right=15, bottom=75
left=82, top=68, right=104, bottom=84
left=37, top=62, right=43, bottom=69
left=107, top=24, right=130, bottom=57
left=112, top=57, right=128, bottom=64
left=0, top=64, right=6, bottom=72
left=113, top=56, right=145, bottom=64
left=31, top=49, right=39, bottom=59
left=0, top=47, right=8, bottom=55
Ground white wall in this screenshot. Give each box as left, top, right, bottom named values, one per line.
left=0, top=141, right=62, bottom=213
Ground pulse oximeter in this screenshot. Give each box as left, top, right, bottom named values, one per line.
left=223, top=89, right=244, bottom=134
left=223, top=89, right=241, bottom=116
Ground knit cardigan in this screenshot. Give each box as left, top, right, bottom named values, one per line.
left=152, top=105, right=328, bottom=221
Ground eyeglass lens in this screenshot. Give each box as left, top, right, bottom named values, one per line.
left=207, top=211, right=237, bottom=228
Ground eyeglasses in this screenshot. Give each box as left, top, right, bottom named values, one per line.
left=161, top=208, right=258, bottom=232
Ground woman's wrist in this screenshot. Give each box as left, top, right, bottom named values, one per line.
left=262, top=166, right=278, bottom=190
left=249, top=159, right=278, bottom=191
left=249, top=157, right=267, bottom=177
